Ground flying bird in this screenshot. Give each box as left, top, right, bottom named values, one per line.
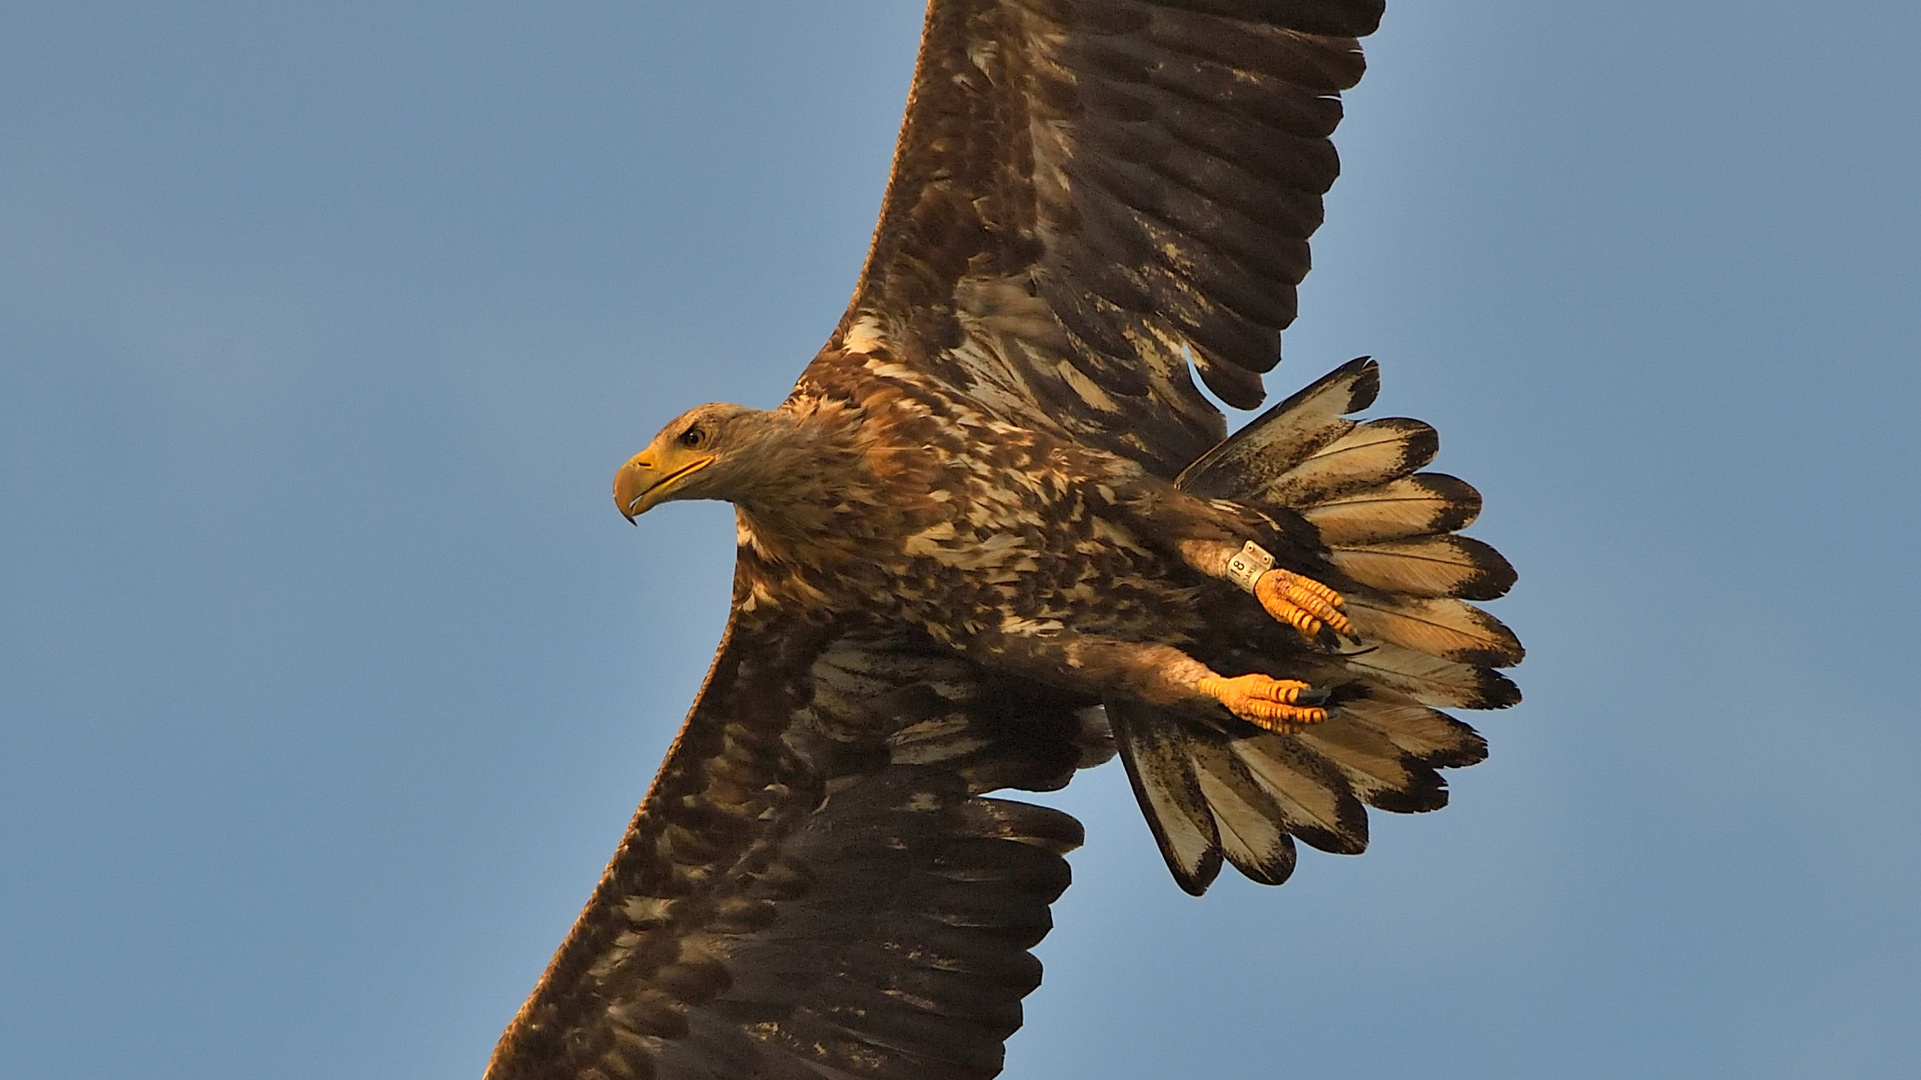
left=487, top=2, right=1520, bottom=1077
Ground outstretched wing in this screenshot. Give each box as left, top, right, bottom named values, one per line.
left=485, top=601, right=1106, bottom=1080
left=824, top=0, right=1384, bottom=476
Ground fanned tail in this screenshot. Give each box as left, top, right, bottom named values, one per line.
left=1118, top=358, right=1519, bottom=894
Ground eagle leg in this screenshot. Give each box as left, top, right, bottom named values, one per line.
left=1195, top=673, right=1329, bottom=733
left=966, top=627, right=1326, bottom=732
left=1182, top=538, right=1352, bottom=639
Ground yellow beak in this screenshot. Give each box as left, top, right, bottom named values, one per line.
left=613, top=450, right=714, bottom=521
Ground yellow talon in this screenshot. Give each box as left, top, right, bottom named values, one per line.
left=1255, top=569, right=1352, bottom=639
left=1197, top=673, right=1329, bottom=733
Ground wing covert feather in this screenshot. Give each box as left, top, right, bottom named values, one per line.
left=825, top=0, right=1384, bottom=476
left=485, top=608, right=1102, bottom=1080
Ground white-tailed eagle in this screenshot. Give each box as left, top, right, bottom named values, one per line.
left=487, top=2, right=1518, bottom=1077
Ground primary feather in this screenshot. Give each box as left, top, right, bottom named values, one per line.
left=488, top=4, right=1520, bottom=1079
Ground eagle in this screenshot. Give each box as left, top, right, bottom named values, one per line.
left=486, top=2, right=1520, bottom=1078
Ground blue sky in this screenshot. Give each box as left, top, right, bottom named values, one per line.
left=4, top=3, right=1918, bottom=1077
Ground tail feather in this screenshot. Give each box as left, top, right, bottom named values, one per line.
left=1299, top=473, right=1482, bottom=543
left=1329, top=535, right=1516, bottom=601
left=1109, top=699, right=1225, bottom=896
left=1290, top=718, right=1451, bottom=814
left=1340, top=690, right=1490, bottom=768
left=1260, top=418, right=1439, bottom=506
left=1120, top=357, right=1520, bottom=893
left=1335, top=643, right=1520, bottom=710
left=1340, top=593, right=1523, bottom=667
left=1226, top=733, right=1368, bottom=854
left=1188, top=738, right=1300, bottom=883
left=1176, top=356, right=1380, bottom=497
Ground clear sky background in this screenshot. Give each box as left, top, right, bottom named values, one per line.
left=4, top=3, right=1918, bottom=1078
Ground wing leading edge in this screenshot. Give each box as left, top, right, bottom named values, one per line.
left=831, top=0, right=1385, bottom=476
left=485, top=605, right=1104, bottom=1080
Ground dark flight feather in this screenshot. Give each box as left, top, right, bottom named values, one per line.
left=839, top=0, right=1382, bottom=476
left=486, top=616, right=1096, bottom=1079
left=488, top=3, right=1523, bottom=1078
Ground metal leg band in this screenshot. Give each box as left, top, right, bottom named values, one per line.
left=1224, top=541, right=1275, bottom=594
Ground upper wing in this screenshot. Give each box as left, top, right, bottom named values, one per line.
left=825, top=0, right=1384, bottom=476
left=485, top=599, right=1105, bottom=1080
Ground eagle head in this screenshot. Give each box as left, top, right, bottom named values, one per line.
left=614, top=403, right=794, bottom=521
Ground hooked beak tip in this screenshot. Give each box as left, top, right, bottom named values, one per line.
left=613, top=451, right=709, bottom=524
left=614, top=457, right=650, bottom=524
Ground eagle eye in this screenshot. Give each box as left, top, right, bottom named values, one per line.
left=679, top=424, right=706, bottom=448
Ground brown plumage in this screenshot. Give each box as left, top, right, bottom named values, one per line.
left=487, top=2, right=1521, bottom=1078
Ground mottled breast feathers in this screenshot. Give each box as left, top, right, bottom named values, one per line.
left=487, top=3, right=1395, bottom=1079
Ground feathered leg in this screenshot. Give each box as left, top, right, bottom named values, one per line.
left=965, top=626, right=1327, bottom=732
left=1175, top=538, right=1353, bottom=639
